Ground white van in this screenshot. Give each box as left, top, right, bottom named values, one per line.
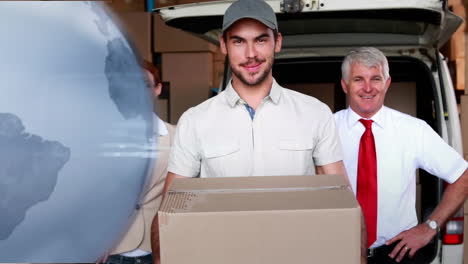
left=155, top=0, right=465, bottom=263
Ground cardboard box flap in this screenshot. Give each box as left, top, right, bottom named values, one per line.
left=160, top=175, right=358, bottom=213
left=168, top=174, right=348, bottom=191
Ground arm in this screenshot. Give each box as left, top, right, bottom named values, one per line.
left=151, top=172, right=188, bottom=264
left=316, top=161, right=367, bottom=264
left=315, top=160, right=350, bottom=186
left=387, top=168, right=468, bottom=262
left=95, top=251, right=109, bottom=264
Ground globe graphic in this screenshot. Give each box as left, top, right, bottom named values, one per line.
left=0, top=2, right=156, bottom=262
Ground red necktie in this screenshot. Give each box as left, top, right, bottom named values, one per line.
left=357, top=119, right=377, bottom=248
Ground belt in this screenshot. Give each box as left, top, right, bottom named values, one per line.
left=367, top=244, right=394, bottom=258
left=114, top=254, right=153, bottom=264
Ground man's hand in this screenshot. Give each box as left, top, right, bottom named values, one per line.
left=95, top=251, right=109, bottom=264
left=151, top=213, right=161, bottom=264
left=386, top=168, right=467, bottom=263
left=386, top=223, right=436, bottom=262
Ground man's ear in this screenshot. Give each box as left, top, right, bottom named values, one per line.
left=385, top=76, right=392, bottom=91
left=341, top=79, right=349, bottom=95
left=219, top=35, right=228, bottom=55
left=154, top=83, right=162, bottom=98
left=274, top=32, right=282, bottom=53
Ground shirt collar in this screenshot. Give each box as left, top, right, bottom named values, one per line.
left=346, top=106, right=386, bottom=129
left=268, top=78, right=281, bottom=105
left=225, top=80, right=241, bottom=107
left=153, top=113, right=168, bottom=137
left=224, top=78, right=282, bottom=107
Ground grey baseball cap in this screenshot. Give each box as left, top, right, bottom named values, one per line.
left=222, top=0, right=278, bottom=33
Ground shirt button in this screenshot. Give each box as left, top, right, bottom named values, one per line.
left=135, top=204, right=141, bottom=210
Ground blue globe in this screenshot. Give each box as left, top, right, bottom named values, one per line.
left=0, top=2, right=155, bottom=262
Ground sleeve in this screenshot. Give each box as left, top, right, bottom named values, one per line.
left=167, top=110, right=201, bottom=178
left=313, top=106, right=344, bottom=166
left=418, top=122, right=468, bottom=183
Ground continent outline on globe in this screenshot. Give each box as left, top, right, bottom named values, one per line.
left=0, top=112, right=71, bottom=240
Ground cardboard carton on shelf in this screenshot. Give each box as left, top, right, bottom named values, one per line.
left=116, top=12, right=152, bottom=62
left=156, top=0, right=218, bottom=8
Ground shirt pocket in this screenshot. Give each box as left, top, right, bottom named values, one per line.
left=277, top=139, right=315, bottom=175
left=279, top=140, right=314, bottom=151
left=202, top=143, right=241, bottom=177
left=204, top=144, right=240, bottom=159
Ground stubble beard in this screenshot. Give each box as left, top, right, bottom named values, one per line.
left=231, top=57, right=273, bottom=87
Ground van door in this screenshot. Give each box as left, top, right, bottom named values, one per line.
left=156, top=0, right=462, bottom=49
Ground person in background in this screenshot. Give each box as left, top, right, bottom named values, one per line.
left=99, top=60, right=176, bottom=264
left=335, top=47, right=468, bottom=264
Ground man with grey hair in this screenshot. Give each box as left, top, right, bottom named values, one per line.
left=335, top=47, right=468, bottom=263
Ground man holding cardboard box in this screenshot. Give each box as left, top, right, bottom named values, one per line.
left=335, top=47, right=468, bottom=263
left=151, top=0, right=366, bottom=263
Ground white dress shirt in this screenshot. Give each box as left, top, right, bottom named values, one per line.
left=154, top=114, right=168, bottom=137
left=334, top=106, right=467, bottom=248
left=169, top=78, right=342, bottom=178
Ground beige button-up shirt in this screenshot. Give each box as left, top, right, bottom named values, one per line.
left=168, top=79, right=342, bottom=178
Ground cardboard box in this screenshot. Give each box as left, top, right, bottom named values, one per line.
left=287, top=83, right=336, bottom=111
left=116, top=12, right=152, bottom=61
left=448, top=4, right=465, bottom=59
left=155, top=98, right=169, bottom=123
left=456, top=57, right=465, bottom=92
left=159, top=174, right=361, bottom=264
left=464, top=199, right=468, bottom=215
left=465, top=32, right=468, bottom=95
left=386, top=82, right=417, bottom=117
left=162, top=52, right=213, bottom=123
left=212, top=49, right=226, bottom=89
left=156, top=0, right=218, bottom=8
left=105, top=0, right=146, bottom=12
left=153, top=14, right=217, bottom=53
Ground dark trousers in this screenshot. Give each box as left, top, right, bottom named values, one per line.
left=368, top=242, right=436, bottom=264
left=106, top=254, right=153, bottom=264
